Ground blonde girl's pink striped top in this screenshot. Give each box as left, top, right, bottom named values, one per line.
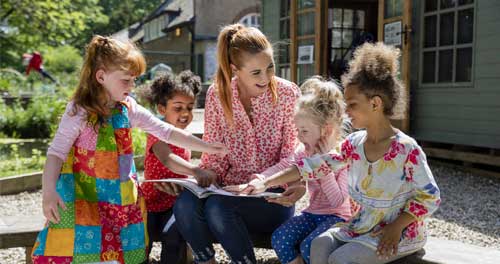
left=259, top=148, right=352, bottom=220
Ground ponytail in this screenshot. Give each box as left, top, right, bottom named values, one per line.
left=215, top=24, right=244, bottom=124
left=214, top=24, right=277, bottom=125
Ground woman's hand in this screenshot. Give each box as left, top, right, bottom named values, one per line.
left=193, top=168, right=218, bottom=188
left=42, top=190, right=66, bottom=224
left=370, top=223, right=404, bottom=259
left=266, top=183, right=306, bottom=207
left=155, top=182, right=183, bottom=196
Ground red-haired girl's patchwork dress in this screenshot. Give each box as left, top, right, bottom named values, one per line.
left=32, top=97, right=173, bottom=263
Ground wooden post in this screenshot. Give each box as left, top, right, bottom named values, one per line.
left=290, top=0, right=297, bottom=83
left=314, top=0, right=322, bottom=75
left=26, top=247, right=33, bottom=264
left=402, top=0, right=412, bottom=133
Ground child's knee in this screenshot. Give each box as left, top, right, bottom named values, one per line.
left=309, top=234, right=335, bottom=264
left=310, top=234, right=332, bottom=251
left=328, top=251, right=349, bottom=264
left=299, top=239, right=311, bottom=260
left=271, top=225, right=286, bottom=249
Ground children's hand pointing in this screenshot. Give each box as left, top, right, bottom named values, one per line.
left=223, top=178, right=267, bottom=195
left=208, top=142, right=228, bottom=155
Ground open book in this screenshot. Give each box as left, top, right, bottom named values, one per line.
left=141, top=178, right=282, bottom=199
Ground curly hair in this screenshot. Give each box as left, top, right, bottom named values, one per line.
left=341, top=42, right=406, bottom=118
left=296, top=76, right=350, bottom=140
left=144, top=70, right=201, bottom=106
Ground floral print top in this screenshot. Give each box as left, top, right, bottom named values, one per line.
left=141, top=134, right=190, bottom=212
left=296, top=130, right=441, bottom=253
left=200, top=77, right=300, bottom=186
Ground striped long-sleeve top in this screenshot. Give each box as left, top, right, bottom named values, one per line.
left=259, top=148, right=351, bottom=220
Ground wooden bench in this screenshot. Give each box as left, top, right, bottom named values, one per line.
left=2, top=213, right=500, bottom=264
left=0, top=213, right=272, bottom=264
left=0, top=214, right=44, bottom=264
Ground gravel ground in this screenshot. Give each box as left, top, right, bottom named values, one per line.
left=1, top=162, right=499, bottom=263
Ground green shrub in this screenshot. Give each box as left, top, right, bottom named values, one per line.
left=0, top=145, right=46, bottom=178
left=132, top=128, right=147, bottom=156
left=0, top=95, right=66, bottom=138
left=43, top=45, right=82, bottom=74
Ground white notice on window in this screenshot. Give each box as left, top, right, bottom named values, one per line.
left=297, top=45, right=314, bottom=65
left=384, top=21, right=402, bottom=46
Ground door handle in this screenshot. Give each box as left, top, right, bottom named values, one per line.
left=401, top=25, right=413, bottom=45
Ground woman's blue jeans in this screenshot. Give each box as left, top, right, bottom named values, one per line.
left=173, top=190, right=294, bottom=263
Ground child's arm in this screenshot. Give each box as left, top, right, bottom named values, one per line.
left=401, top=145, right=441, bottom=219
left=257, top=151, right=303, bottom=179
left=167, top=127, right=226, bottom=154
left=42, top=155, right=67, bottom=224
left=371, top=212, right=417, bottom=258
left=372, top=144, right=441, bottom=258
left=128, top=97, right=227, bottom=155
left=319, top=167, right=349, bottom=209
left=43, top=102, right=85, bottom=223
left=238, top=148, right=348, bottom=194
left=151, top=141, right=216, bottom=187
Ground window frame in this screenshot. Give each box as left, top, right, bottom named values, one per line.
left=239, top=13, right=261, bottom=28
left=277, top=0, right=291, bottom=80
left=144, top=15, right=168, bottom=43
left=419, top=0, right=476, bottom=88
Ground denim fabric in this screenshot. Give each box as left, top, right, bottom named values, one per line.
left=271, top=212, right=344, bottom=264
left=173, top=190, right=294, bottom=263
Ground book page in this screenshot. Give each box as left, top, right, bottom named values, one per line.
left=141, top=178, right=282, bottom=198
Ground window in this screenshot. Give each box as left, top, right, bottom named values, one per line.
left=328, top=8, right=369, bottom=79
left=239, top=13, right=261, bottom=28
left=144, top=15, right=168, bottom=42
left=296, top=1, right=315, bottom=83
left=421, top=0, right=474, bottom=84
left=277, top=0, right=291, bottom=80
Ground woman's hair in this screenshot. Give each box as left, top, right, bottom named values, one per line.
left=144, top=70, right=201, bottom=106
left=215, top=23, right=277, bottom=124
left=341, top=42, right=406, bottom=118
left=72, top=35, right=146, bottom=122
left=296, top=76, right=349, bottom=140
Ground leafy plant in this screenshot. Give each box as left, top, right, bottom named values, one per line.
left=0, top=145, right=46, bottom=177
left=132, top=128, right=146, bottom=156
left=0, top=95, right=66, bottom=138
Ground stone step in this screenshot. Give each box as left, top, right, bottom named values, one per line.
left=392, top=237, right=500, bottom=264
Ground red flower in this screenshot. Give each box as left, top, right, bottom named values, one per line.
left=404, top=222, right=419, bottom=239
left=317, top=162, right=331, bottom=177
left=384, top=141, right=405, bottom=161
left=406, top=148, right=420, bottom=165
left=341, top=140, right=360, bottom=161
left=408, top=201, right=428, bottom=218
left=405, top=166, right=414, bottom=182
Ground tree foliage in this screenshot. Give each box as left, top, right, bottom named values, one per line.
left=0, top=0, right=107, bottom=69
left=0, top=0, right=159, bottom=69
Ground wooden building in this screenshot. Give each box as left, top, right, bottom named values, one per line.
left=262, top=0, right=500, bottom=161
